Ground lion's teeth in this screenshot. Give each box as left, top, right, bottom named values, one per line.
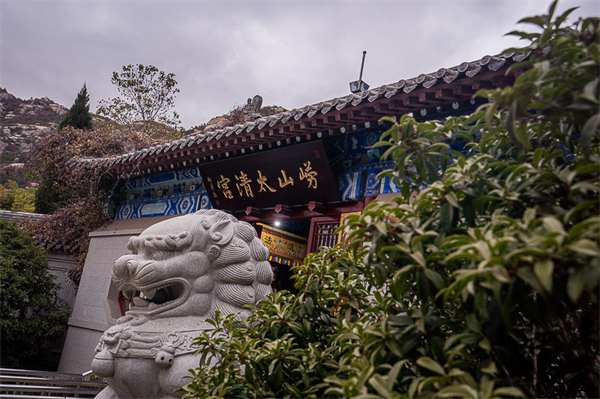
left=133, top=297, right=150, bottom=307
left=148, top=303, right=159, bottom=310
left=143, top=288, right=157, bottom=300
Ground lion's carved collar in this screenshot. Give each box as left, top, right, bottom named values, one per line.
left=95, top=315, right=209, bottom=359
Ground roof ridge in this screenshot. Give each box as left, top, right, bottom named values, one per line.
left=70, top=49, right=530, bottom=168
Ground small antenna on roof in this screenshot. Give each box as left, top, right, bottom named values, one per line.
left=349, top=51, right=370, bottom=93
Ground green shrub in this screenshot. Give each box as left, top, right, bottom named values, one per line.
left=0, top=180, right=36, bottom=213
left=0, top=220, right=69, bottom=368
left=183, top=3, right=598, bottom=398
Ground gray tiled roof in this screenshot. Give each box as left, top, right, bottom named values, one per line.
left=0, top=210, right=45, bottom=223
left=69, top=51, right=528, bottom=169
left=0, top=210, right=78, bottom=252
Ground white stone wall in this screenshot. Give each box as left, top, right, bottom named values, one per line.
left=47, top=252, right=78, bottom=312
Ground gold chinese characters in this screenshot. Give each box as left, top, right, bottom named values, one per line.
left=208, top=164, right=320, bottom=201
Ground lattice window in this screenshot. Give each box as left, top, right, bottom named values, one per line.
left=307, top=216, right=340, bottom=254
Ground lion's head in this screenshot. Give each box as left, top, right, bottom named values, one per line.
left=112, top=210, right=273, bottom=320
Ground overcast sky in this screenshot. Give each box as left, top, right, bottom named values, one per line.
left=1, top=0, right=598, bottom=129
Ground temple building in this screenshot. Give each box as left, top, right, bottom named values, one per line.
left=58, top=51, right=526, bottom=372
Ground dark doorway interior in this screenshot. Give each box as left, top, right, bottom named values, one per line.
left=270, top=262, right=298, bottom=294
left=262, top=219, right=311, bottom=238
left=260, top=219, right=310, bottom=295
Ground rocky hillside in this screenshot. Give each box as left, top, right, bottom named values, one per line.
left=2, top=88, right=288, bottom=158
left=0, top=88, right=68, bottom=161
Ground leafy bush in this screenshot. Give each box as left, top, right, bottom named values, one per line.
left=183, top=3, right=598, bottom=398
left=0, top=180, right=17, bottom=210
left=0, top=180, right=36, bottom=212
left=0, top=220, right=69, bottom=368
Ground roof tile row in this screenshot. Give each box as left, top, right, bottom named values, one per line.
left=70, top=51, right=528, bottom=168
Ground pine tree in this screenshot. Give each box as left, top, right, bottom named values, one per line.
left=59, top=83, right=93, bottom=130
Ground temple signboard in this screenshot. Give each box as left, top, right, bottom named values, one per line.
left=199, top=141, right=340, bottom=210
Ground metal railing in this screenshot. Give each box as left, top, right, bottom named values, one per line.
left=0, top=368, right=107, bottom=398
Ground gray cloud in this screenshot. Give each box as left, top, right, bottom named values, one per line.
left=1, top=0, right=598, bottom=128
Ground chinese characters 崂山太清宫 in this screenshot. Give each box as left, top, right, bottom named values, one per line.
left=211, top=163, right=319, bottom=200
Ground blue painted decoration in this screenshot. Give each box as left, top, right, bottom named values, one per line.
left=116, top=189, right=211, bottom=220
left=379, top=174, right=403, bottom=194
left=338, top=172, right=362, bottom=201
left=364, top=169, right=381, bottom=196
left=124, top=167, right=202, bottom=190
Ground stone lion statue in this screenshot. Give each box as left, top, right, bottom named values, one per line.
left=92, top=210, right=273, bottom=398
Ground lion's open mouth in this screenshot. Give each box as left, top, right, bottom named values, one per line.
left=122, top=280, right=187, bottom=313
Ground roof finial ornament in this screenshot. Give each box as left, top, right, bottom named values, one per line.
left=242, top=95, right=263, bottom=121
left=349, top=51, right=369, bottom=93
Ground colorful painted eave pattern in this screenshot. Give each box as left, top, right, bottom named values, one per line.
left=68, top=51, right=529, bottom=171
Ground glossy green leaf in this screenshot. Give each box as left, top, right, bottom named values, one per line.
left=567, top=267, right=587, bottom=304
left=493, top=386, right=526, bottom=397
left=424, top=268, right=445, bottom=290
left=516, top=266, right=546, bottom=295
left=436, top=384, right=479, bottom=399
left=566, top=239, right=599, bottom=257
left=533, top=259, right=554, bottom=293
left=416, top=356, right=446, bottom=375
left=581, top=113, right=600, bottom=159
